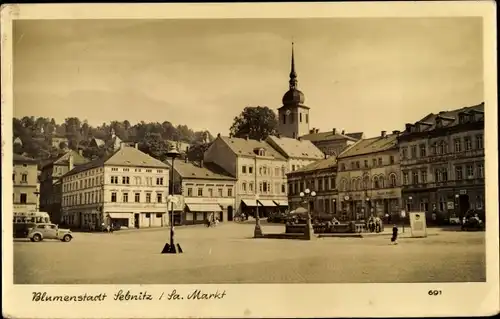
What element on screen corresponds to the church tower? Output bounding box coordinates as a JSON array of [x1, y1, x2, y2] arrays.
[[277, 42, 310, 139]]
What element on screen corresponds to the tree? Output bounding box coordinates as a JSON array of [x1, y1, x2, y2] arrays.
[[229, 106, 278, 140], [59, 141, 68, 150], [187, 142, 212, 162], [138, 133, 170, 161]]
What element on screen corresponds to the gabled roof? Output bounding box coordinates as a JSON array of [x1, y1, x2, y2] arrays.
[[54, 150, 89, 166], [300, 131, 362, 143], [167, 159, 236, 180], [13, 153, 37, 164], [266, 135, 324, 160], [219, 136, 286, 160], [338, 133, 398, 159], [91, 137, 106, 147], [63, 146, 168, 177], [403, 102, 484, 134], [289, 155, 337, 174]]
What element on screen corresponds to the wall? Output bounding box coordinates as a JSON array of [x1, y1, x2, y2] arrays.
[[278, 107, 310, 139], [203, 138, 237, 177], [13, 161, 39, 212]]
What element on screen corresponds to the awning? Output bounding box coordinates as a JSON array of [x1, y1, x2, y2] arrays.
[[258, 200, 277, 207], [107, 213, 131, 219], [273, 200, 289, 206], [242, 199, 258, 207], [186, 203, 222, 212]]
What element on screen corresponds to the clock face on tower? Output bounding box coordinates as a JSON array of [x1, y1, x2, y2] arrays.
[[285, 109, 291, 116]]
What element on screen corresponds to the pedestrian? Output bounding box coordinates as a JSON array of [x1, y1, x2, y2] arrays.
[[106, 224, 111, 233], [391, 224, 399, 245]]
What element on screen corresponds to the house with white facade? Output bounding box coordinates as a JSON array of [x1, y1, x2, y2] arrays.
[[61, 145, 170, 230]]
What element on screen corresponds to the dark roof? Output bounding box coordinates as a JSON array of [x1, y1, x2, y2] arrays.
[[402, 102, 484, 134], [300, 131, 362, 143], [63, 146, 168, 177], [289, 156, 337, 174], [13, 154, 37, 164], [166, 159, 236, 180], [219, 136, 286, 160], [43, 150, 89, 169], [338, 133, 398, 158]]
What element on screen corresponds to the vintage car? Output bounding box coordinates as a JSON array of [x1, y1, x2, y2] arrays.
[[27, 223, 73, 242]]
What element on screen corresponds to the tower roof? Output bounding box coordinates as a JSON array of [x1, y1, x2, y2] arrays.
[[282, 42, 306, 106]]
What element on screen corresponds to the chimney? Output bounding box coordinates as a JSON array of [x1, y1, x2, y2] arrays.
[[341, 130, 345, 135], [68, 154, 74, 171], [315, 128, 319, 133], [392, 130, 400, 135], [381, 130, 387, 138], [332, 128, 337, 135], [405, 123, 412, 132], [309, 129, 314, 134], [135, 143, 138, 149]]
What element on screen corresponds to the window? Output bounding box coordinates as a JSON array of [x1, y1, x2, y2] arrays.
[[12, 173, 15, 181], [389, 156, 395, 164], [442, 168, 448, 182], [364, 160, 368, 168], [455, 166, 463, 180], [305, 114, 309, 123], [378, 158, 382, 166], [318, 178, 323, 191], [330, 177, 336, 189], [249, 166, 253, 174], [275, 167, 280, 176], [431, 142, 437, 155], [421, 170, 427, 184], [157, 193, 162, 203], [476, 196, 483, 209], [111, 176, 118, 184], [454, 138, 461, 152], [419, 144, 426, 157], [300, 113, 303, 123], [373, 177, 379, 189], [20, 193, 27, 204], [156, 178, 164, 185], [218, 188, 223, 197], [477, 163, 484, 178], [390, 174, 397, 187], [187, 188, 193, 196], [145, 213, 151, 218], [242, 182, 247, 192], [146, 193, 151, 203], [21, 174, 27, 183], [135, 193, 140, 203], [466, 165, 474, 178], [356, 161, 360, 169], [111, 192, 117, 202], [412, 171, 419, 184], [341, 163, 346, 171], [403, 172, 409, 185], [401, 147, 408, 159], [249, 182, 254, 192], [111, 168, 118, 171], [281, 183, 286, 193], [156, 213, 162, 218], [410, 145, 417, 158], [465, 137, 472, 151], [122, 176, 130, 184], [123, 193, 129, 203], [242, 166, 247, 174], [198, 188, 203, 196], [208, 188, 213, 197], [372, 159, 377, 167], [227, 188, 233, 197], [438, 142, 446, 154], [476, 134, 483, 149]]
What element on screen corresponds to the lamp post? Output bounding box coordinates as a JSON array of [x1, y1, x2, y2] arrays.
[[254, 156, 263, 238], [299, 188, 316, 240], [332, 198, 336, 216], [365, 197, 371, 220], [408, 196, 413, 212], [455, 194, 460, 223], [161, 147, 183, 254]]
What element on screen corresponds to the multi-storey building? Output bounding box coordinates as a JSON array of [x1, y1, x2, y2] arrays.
[[204, 135, 288, 217], [168, 158, 236, 224], [286, 155, 338, 216], [398, 103, 485, 220], [336, 131, 402, 221], [61, 145, 170, 229], [300, 128, 364, 157], [39, 150, 89, 223], [13, 154, 40, 213]]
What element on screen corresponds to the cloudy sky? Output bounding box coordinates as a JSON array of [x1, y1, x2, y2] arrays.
[[13, 17, 483, 138]]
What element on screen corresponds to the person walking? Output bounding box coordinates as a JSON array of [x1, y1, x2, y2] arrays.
[[391, 224, 399, 245]]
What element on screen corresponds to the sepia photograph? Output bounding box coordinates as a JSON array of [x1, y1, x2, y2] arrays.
[[2, 2, 498, 318]]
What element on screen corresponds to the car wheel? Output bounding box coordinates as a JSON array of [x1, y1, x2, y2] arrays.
[[32, 234, 42, 242], [62, 235, 72, 242], [30, 238, 35, 242]]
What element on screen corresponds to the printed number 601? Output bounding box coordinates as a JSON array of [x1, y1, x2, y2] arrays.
[[428, 290, 442, 296]]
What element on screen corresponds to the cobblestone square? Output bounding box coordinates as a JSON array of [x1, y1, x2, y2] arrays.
[[13, 223, 486, 284]]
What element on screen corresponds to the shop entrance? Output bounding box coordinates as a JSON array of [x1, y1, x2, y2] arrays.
[[459, 194, 470, 217], [134, 213, 140, 228], [227, 206, 233, 221]]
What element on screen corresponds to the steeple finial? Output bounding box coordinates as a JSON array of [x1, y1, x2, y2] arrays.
[[289, 42, 298, 90]]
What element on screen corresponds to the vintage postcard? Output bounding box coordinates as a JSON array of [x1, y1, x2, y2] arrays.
[[1, 2, 498, 318]]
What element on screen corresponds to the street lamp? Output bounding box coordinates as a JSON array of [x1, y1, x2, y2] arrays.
[[254, 156, 263, 238], [332, 198, 336, 215], [299, 188, 316, 240], [161, 147, 183, 254], [408, 196, 413, 212]]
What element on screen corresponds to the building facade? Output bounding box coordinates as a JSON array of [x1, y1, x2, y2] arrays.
[[336, 131, 402, 221], [286, 156, 338, 217], [277, 43, 311, 139], [204, 135, 288, 218], [398, 103, 485, 220], [168, 158, 236, 224], [13, 154, 40, 213], [39, 150, 89, 223], [61, 145, 170, 229]]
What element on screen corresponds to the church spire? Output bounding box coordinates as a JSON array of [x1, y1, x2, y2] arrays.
[[289, 42, 298, 90]]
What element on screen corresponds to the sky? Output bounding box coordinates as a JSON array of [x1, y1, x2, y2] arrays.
[[13, 18, 483, 138]]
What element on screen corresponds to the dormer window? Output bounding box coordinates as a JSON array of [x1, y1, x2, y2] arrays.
[[253, 147, 266, 156], [435, 117, 442, 128]]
